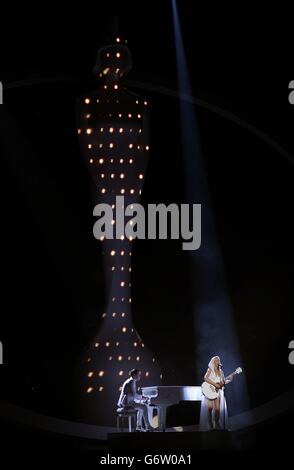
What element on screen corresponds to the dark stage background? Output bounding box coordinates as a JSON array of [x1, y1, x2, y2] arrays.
[[0, 2, 293, 447]]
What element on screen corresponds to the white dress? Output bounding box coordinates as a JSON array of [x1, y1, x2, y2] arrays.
[[200, 367, 229, 430]]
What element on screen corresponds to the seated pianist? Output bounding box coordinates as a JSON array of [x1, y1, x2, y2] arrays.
[[117, 368, 152, 432]]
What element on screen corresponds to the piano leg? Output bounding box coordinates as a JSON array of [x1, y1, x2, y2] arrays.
[[159, 406, 167, 432], [147, 405, 162, 431]]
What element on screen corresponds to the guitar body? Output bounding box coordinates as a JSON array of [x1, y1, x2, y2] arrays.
[[201, 382, 219, 400]]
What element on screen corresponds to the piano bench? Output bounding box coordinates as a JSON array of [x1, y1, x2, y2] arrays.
[[116, 408, 137, 433]]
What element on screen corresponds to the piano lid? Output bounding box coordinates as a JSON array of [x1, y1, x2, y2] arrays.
[[142, 385, 202, 401]]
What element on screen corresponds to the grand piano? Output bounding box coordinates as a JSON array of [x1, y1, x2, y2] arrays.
[[142, 386, 202, 431]]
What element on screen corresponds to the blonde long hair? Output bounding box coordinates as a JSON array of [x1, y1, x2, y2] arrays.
[[208, 356, 221, 376]]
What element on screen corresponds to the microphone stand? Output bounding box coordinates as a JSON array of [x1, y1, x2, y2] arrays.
[[220, 366, 226, 430], [223, 384, 226, 430]]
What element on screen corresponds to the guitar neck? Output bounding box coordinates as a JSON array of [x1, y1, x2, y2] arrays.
[[224, 370, 237, 380]]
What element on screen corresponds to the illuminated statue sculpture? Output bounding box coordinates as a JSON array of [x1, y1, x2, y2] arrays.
[[76, 37, 161, 425]]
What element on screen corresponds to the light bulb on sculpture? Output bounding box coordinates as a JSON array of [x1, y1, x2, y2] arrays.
[[76, 37, 162, 425]]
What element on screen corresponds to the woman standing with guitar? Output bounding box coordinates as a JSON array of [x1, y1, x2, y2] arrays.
[[200, 356, 240, 430]]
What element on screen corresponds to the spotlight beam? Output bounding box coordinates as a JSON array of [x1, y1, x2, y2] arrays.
[[172, 0, 250, 418]]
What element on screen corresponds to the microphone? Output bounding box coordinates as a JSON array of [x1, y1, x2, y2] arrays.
[[218, 363, 223, 368]]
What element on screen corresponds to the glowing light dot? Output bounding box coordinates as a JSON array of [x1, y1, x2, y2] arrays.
[[138, 114, 141, 118], [106, 341, 110, 347], [135, 100, 139, 104], [129, 236, 133, 241], [139, 174, 143, 179], [109, 143, 114, 148], [95, 342, 99, 348], [146, 145, 149, 151], [87, 357, 91, 362], [99, 387, 104, 392], [120, 158, 124, 163], [99, 144, 103, 148], [114, 84, 118, 90], [110, 173, 115, 179], [119, 128, 123, 133], [142, 343, 145, 348], [110, 250, 115, 256], [111, 267, 115, 271], [118, 113, 122, 118], [86, 114, 91, 118], [120, 173, 125, 179], [86, 128, 92, 134], [129, 159, 133, 164], [152, 358, 155, 362], [87, 387, 93, 393], [99, 158, 104, 164], [128, 113, 132, 118], [88, 372, 94, 377], [85, 98, 90, 104], [116, 52, 121, 58], [77, 128, 81, 134], [122, 312, 126, 317], [108, 356, 112, 361], [101, 173, 105, 178], [100, 236, 105, 241], [98, 371, 104, 377], [89, 158, 93, 164], [134, 342, 137, 347], [116, 37, 120, 43], [120, 189, 125, 194], [88, 144, 92, 149], [118, 356, 123, 361], [146, 372, 149, 377], [112, 312, 116, 317], [116, 342, 120, 346], [129, 144, 133, 149], [101, 188, 106, 194], [120, 236, 124, 240], [136, 357, 140, 361], [102, 313, 107, 318], [144, 101, 148, 106], [104, 85, 107, 89], [130, 189, 135, 194], [119, 371, 124, 376], [109, 127, 114, 133], [120, 281, 125, 287]]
